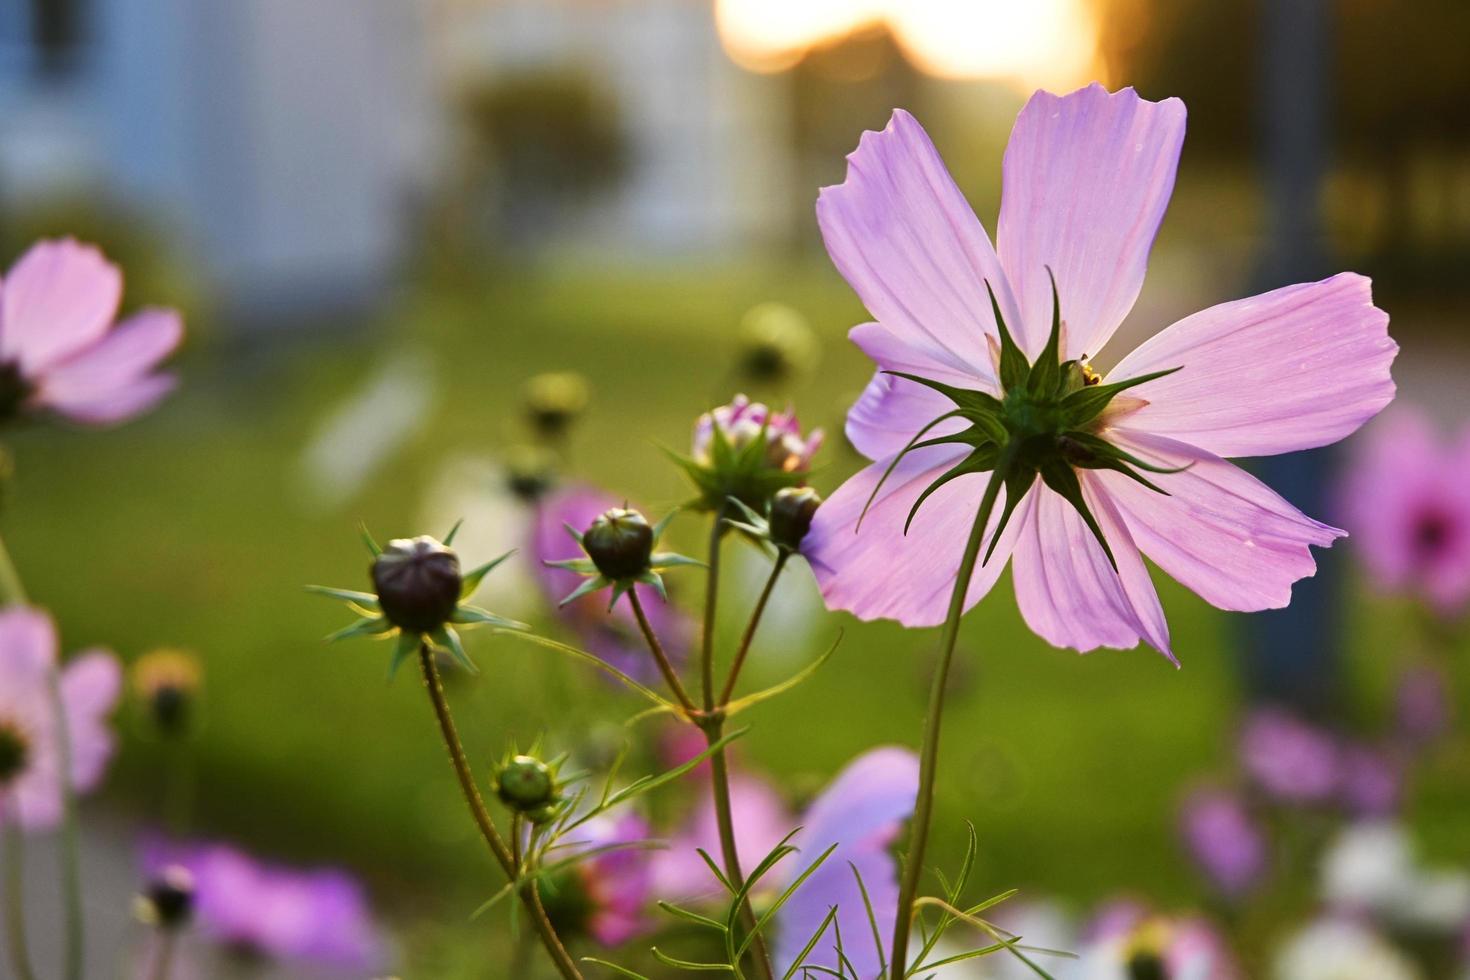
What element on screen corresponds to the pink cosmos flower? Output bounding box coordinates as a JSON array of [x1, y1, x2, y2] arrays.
[[1079, 901, 1239, 980], [530, 483, 693, 683], [805, 85, 1395, 660], [571, 812, 658, 946], [1238, 708, 1339, 805], [1338, 407, 1470, 616], [653, 747, 918, 978], [0, 238, 183, 426], [692, 395, 823, 475], [1179, 788, 1267, 899], [141, 837, 384, 971], [0, 607, 121, 831], [1394, 663, 1451, 746]]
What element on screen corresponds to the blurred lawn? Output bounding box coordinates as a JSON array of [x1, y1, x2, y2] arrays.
[[6, 257, 1461, 971]]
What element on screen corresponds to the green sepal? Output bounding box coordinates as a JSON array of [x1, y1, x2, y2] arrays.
[[1026, 268, 1064, 398], [904, 450, 997, 535], [387, 630, 420, 680], [443, 518, 464, 546], [544, 556, 598, 575], [461, 549, 517, 597], [1062, 430, 1191, 477], [635, 571, 667, 603], [883, 371, 1003, 416], [451, 605, 529, 631], [651, 508, 680, 542], [982, 466, 1039, 565], [1058, 365, 1182, 427], [430, 625, 476, 673], [985, 280, 1030, 392], [305, 585, 381, 609], [1039, 460, 1116, 571], [650, 552, 704, 570], [359, 524, 382, 556], [325, 615, 392, 643], [562, 522, 584, 544], [558, 575, 609, 607], [856, 409, 968, 531], [607, 580, 631, 612]]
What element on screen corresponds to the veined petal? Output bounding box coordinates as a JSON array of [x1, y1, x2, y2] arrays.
[[0, 239, 123, 375], [1011, 475, 1173, 660], [1101, 430, 1344, 612], [1106, 273, 1396, 457], [845, 369, 963, 463], [817, 109, 1019, 380], [997, 84, 1186, 359], [805, 449, 1032, 628]]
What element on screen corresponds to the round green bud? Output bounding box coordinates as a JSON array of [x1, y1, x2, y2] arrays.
[[582, 508, 654, 580], [138, 866, 195, 930], [769, 486, 822, 551], [371, 536, 462, 634], [0, 722, 29, 787], [495, 755, 557, 812]]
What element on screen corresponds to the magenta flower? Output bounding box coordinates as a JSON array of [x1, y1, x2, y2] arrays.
[[142, 838, 384, 971], [652, 748, 918, 977], [1179, 788, 1267, 898], [0, 238, 183, 426], [1238, 708, 1339, 805], [0, 607, 121, 831], [530, 483, 693, 683], [804, 85, 1395, 659], [570, 812, 658, 946], [1339, 407, 1470, 616]]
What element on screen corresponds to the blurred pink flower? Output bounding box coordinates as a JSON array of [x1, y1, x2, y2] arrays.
[[1339, 407, 1470, 615], [530, 483, 692, 683], [1338, 745, 1402, 818], [652, 747, 918, 978], [1395, 662, 1451, 746], [1238, 708, 1339, 805], [1179, 788, 1267, 898], [0, 607, 120, 831], [1082, 901, 1239, 980], [805, 85, 1395, 659], [572, 812, 657, 946], [0, 238, 183, 426], [142, 838, 383, 971], [692, 395, 823, 474]]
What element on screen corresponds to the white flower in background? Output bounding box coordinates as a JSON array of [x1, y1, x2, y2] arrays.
[[1322, 821, 1470, 933], [1272, 917, 1419, 980], [296, 347, 437, 510], [924, 900, 1082, 979]]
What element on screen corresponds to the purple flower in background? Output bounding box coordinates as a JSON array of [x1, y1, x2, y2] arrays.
[[0, 607, 121, 831], [142, 838, 383, 971], [1339, 407, 1470, 615], [805, 85, 1395, 659], [530, 483, 692, 683], [1395, 663, 1451, 746], [0, 238, 183, 426], [1238, 708, 1339, 805], [1338, 745, 1402, 818], [1179, 788, 1267, 898], [572, 812, 657, 946], [692, 395, 823, 475], [653, 748, 918, 978]]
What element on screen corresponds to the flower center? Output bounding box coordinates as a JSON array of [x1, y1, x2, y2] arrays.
[[0, 719, 31, 786], [1412, 510, 1452, 559], [0, 361, 32, 425]]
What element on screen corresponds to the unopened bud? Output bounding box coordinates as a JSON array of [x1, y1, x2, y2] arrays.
[[504, 445, 558, 503], [582, 509, 653, 580], [136, 865, 194, 930], [372, 537, 462, 633], [769, 486, 821, 550], [494, 755, 558, 813], [523, 372, 589, 440], [131, 649, 202, 737]]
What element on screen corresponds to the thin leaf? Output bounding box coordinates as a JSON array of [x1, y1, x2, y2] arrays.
[[725, 631, 841, 716], [651, 948, 736, 972], [582, 957, 655, 979], [849, 862, 887, 978], [782, 906, 839, 980], [359, 524, 381, 556], [658, 901, 729, 932], [497, 631, 676, 712], [738, 843, 840, 957]]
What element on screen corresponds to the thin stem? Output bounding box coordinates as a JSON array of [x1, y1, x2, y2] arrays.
[[627, 590, 697, 715], [719, 552, 789, 706], [415, 642, 583, 980], [698, 508, 775, 980], [3, 800, 38, 980], [149, 928, 177, 980], [0, 529, 83, 980], [887, 498, 992, 979]]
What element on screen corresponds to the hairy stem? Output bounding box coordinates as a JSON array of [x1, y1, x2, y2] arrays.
[[3, 803, 38, 980], [415, 642, 582, 980], [888, 496, 991, 978], [627, 590, 697, 715], [719, 552, 789, 705]]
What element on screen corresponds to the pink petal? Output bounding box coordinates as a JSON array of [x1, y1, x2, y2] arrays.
[[0, 239, 123, 375], [1107, 273, 1396, 457], [817, 109, 1019, 382], [0, 606, 58, 676], [845, 369, 961, 463], [651, 774, 792, 901], [997, 84, 1186, 359], [35, 308, 183, 425], [806, 448, 1034, 628], [1101, 429, 1343, 612], [60, 649, 122, 792], [1010, 476, 1173, 660]]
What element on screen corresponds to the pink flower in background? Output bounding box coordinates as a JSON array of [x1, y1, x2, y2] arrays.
[[805, 85, 1395, 660], [1337, 745, 1402, 818], [0, 238, 183, 426], [0, 607, 121, 831], [1339, 407, 1470, 616], [530, 483, 693, 683], [1080, 901, 1239, 980], [1394, 663, 1451, 746], [1238, 708, 1339, 805], [572, 812, 658, 946], [1179, 788, 1267, 898], [653, 747, 918, 978], [142, 838, 384, 971]]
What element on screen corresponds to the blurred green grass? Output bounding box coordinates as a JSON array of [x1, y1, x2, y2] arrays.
[[5, 258, 1455, 970]]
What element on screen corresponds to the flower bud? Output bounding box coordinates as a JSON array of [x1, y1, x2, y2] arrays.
[[0, 721, 29, 787], [131, 649, 202, 737], [504, 445, 558, 503], [494, 755, 558, 812], [523, 372, 590, 440], [136, 865, 194, 930], [736, 303, 818, 386], [371, 536, 462, 633], [768, 486, 821, 551], [582, 508, 653, 580]]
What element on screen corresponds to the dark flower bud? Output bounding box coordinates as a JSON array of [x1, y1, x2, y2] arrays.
[[1126, 951, 1166, 980], [136, 865, 194, 930], [371, 536, 462, 633], [0, 722, 29, 787], [768, 486, 821, 550], [494, 755, 558, 812], [504, 445, 558, 503], [582, 508, 653, 580], [131, 649, 202, 738], [523, 372, 589, 440]]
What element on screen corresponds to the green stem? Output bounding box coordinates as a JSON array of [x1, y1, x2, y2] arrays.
[[415, 642, 582, 980], [627, 590, 697, 715], [149, 928, 176, 980], [888, 494, 993, 978], [699, 509, 775, 980], [4, 801, 38, 980], [719, 553, 789, 705], [0, 529, 84, 980]]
